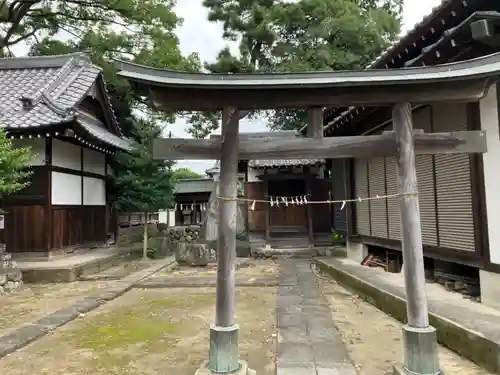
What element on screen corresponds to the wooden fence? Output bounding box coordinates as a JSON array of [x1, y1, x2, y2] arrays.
[[118, 212, 159, 227]]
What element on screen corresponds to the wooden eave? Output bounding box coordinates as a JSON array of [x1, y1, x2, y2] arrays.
[[323, 9, 500, 135], [321, 0, 477, 127], [116, 53, 500, 111]]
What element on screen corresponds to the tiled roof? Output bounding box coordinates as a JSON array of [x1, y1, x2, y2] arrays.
[[319, 0, 468, 131], [0, 53, 130, 150], [77, 111, 134, 151], [365, 0, 457, 69]]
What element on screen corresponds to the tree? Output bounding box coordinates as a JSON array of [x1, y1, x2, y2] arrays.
[[112, 119, 175, 259], [0, 129, 34, 196], [0, 0, 201, 140], [0, 1, 202, 253], [172, 167, 202, 180], [186, 0, 403, 136]]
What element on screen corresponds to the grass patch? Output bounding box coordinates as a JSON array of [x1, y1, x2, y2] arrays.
[[78, 309, 179, 351], [68, 295, 215, 354]]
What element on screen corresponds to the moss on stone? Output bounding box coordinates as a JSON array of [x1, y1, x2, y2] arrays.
[[77, 311, 179, 351]]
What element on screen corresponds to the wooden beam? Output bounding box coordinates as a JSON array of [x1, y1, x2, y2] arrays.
[[215, 107, 239, 328], [393, 102, 429, 328], [264, 169, 270, 245], [305, 166, 314, 247], [393, 102, 442, 372], [210, 131, 296, 140], [307, 107, 323, 138], [306, 106, 322, 246], [149, 78, 492, 110], [153, 131, 487, 160]]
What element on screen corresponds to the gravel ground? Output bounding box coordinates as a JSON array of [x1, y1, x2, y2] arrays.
[[319, 278, 492, 375]]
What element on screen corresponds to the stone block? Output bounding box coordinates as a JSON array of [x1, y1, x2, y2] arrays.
[[195, 360, 256, 375], [175, 242, 211, 266], [345, 240, 367, 263], [392, 364, 443, 375], [0, 324, 49, 358], [277, 342, 315, 363], [480, 269, 500, 310], [396, 325, 442, 375], [208, 324, 240, 373], [0, 263, 23, 294], [312, 342, 351, 364], [316, 363, 358, 375], [276, 362, 316, 375], [236, 240, 251, 257]]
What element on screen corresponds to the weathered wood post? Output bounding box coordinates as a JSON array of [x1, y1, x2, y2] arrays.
[[306, 107, 323, 247], [205, 107, 243, 374], [392, 102, 442, 375]]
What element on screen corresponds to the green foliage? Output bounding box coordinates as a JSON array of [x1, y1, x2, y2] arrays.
[[172, 167, 202, 180], [331, 230, 345, 244], [186, 0, 403, 135], [0, 1, 206, 212], [112, 119, 175, 213], [0, 0, 201, 139], [0, 129, 34, 195]]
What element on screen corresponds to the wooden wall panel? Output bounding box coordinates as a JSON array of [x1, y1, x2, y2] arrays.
[[245, 182, 266, 231], [52, 206, 106, 249], [2, 205, 46, 252], [83, 206, 107, 244], [311, 179, 331, 232], [52, 208, 82, 249], [270, 205, 307, 228]]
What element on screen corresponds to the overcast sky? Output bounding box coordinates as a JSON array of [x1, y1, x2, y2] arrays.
[[172, 0, 442, 173]]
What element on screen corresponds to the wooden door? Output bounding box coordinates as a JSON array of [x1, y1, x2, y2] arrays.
[[245, 182, 266, 231], [270, 204, 307, 230]]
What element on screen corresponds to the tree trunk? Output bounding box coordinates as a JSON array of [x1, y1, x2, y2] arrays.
[[143, 212, 149, 259]]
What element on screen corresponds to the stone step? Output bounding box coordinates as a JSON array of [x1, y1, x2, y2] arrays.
[[251, 246, 345, 259]]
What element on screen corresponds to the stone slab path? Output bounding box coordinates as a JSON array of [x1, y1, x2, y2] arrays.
[[277, 259, 356, 375], [134, 275, 278, 288]]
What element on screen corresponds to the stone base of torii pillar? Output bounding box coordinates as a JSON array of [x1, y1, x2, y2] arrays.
[[195, 361, 256, 375]]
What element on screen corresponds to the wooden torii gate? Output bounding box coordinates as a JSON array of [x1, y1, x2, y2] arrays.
[[116, 52, 500, 375]]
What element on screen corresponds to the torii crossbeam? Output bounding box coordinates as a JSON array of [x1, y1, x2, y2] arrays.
[[115, 52, 500, 375]]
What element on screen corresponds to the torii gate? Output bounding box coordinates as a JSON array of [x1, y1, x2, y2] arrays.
[[115, 52, 499, 375]]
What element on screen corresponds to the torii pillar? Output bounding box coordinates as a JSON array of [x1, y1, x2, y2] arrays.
[[196, 107, 255, 375], [392, 102, 442, 375]]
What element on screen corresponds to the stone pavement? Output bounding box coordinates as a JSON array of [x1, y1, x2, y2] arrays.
[[134, 275, 278, 288], [277, 259, 356, 375]]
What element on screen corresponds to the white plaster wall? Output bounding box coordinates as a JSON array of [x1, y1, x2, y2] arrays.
[[52, 139, 81, 170], [83, 147, 106, 175], [11, 138, 45, 165], [480, 84, 500, 264], [51, 171, 82, 205], [83, 177, 106, 206], [247, 166, 261, 182], [158, 210, 176, 226]]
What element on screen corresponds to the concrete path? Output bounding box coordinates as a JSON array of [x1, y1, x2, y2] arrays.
[[277, 259, 356, 375]]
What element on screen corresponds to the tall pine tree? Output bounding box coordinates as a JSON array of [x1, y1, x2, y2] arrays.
[[112, 120, 175, 259], [186, 0, 403, 137]]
